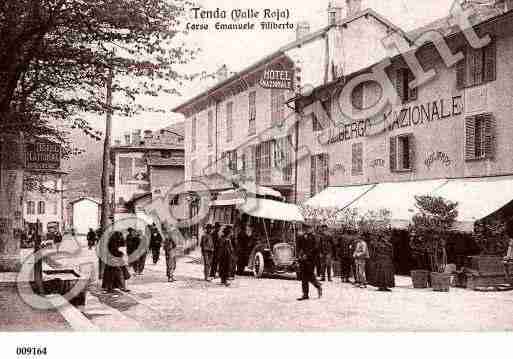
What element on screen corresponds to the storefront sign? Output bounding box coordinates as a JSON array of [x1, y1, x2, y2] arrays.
[[424, 151, 452, 170], [25, 139, 61, 170], [259, 68, 294, 90]]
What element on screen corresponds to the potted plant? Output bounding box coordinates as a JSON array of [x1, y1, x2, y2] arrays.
[[410, 195, 458, 291]]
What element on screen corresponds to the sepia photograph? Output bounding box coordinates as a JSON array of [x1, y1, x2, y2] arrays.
[[1, 0, 513, 356]]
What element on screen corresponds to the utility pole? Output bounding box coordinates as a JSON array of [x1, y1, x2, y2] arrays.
[[99, 64, 113, 279]]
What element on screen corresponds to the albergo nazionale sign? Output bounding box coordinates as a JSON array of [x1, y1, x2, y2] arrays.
[[25, 139, 61, 170]]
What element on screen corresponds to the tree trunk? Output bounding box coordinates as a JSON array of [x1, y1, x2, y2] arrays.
[[0, 133, 24, 272]]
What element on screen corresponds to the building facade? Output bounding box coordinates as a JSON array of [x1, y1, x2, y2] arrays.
[[69, 197, 101, 235]]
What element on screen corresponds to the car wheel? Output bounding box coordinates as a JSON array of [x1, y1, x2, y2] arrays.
[[253, 252, 265, 278]]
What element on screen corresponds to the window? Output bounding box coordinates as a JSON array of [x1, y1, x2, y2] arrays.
[[226, 102, 233, 142], [465, 114, 495, 161], [351, 143, 364, 175], [226, 150, 237, 172], [457, 40, 496, 89], [396, 68, 417, 104], [27, 201, 35, 215], [256, 140, 272, 183], [208, 110, 213, 148], [191, 117, 197, 152], [273, 136, 293, 181], [312, 113, 323, 132], [119, 156, 148, 184], [310, 153, 329, 196], [248, 91, 256, 135], [37, 201, 45, 215], [169, 195, 179, 206], [390, 134, 414, 172], [271, 89, 285, 127]]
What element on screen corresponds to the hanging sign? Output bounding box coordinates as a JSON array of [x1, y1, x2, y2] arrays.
[[259, 67, 294, 90]]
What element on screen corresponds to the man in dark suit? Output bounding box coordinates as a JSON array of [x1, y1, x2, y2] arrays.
[[297, 224, 322, 300], [319, 224, 335, 281]]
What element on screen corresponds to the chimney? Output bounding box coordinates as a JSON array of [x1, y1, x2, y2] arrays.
[[295, 21, 310, 40], [132, 129, 141, 145], [346, 0, 362, 17], [328, 1, 344, 26], [124, 131, 131, 145], [217, 64, 229, 82]]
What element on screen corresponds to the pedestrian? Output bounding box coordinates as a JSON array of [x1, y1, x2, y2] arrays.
[[373, 236, 395, 291], [313, 226, 322, 278], [87, 228, 97, 250], [338, 231, 353, 283], [134, 229, 148, 275], [162, 224, 177, 282], [210, 222, 222, 278], [200, 224, 214, 281], [237, 223, 255, 275], [102, 231, 130, 293], [126, 227, 140, 274], [149, 223, 163, 264], [218, 225, 234, 287], [230, 228, 239, 279], [53, 230, 63, 252], [319, 224, 335, 281], [297, 224, 322, 300], [353, 234, 370, 288]]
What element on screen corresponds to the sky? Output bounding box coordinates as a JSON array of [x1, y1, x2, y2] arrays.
[[87, 0, 457, 141]]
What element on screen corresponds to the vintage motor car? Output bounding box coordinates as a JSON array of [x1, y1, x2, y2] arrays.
[[207, 186, 304, 278]]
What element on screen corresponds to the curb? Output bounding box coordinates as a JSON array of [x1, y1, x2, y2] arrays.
[[46, 294, 98, 331]]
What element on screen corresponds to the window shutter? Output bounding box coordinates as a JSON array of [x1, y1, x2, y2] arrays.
[[456, 49, 466, 89], [396, 69, 405, 103], [465, 116, 476, 161], [408, 71, 418, 101], [310, 155, 317, 196], [390, 136, 397, 172], [484, 114, 495, 159], [474, 47, 484, 85], [484, 40, 496, 83], [408, 133, 415, 171]]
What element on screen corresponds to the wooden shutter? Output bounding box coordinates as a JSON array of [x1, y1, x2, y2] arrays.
[[408, 70, 418, 101], [484, 40, 496, 83], [407, 133, 415, 171], [465, 116, 476, 161], [396, 69, 405, 104], [310, 155, 317, 196], [483, 114, 495, 159], [352, 143, 363, 175], [390, 136, 397, 172], [473, 47, 484, 85], [456, 48, 467, 89]]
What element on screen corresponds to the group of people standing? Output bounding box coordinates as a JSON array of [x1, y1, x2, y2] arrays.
[[100, 222, 179, 294], [200, 223, 238, 286], [297, 224, 396, 300]]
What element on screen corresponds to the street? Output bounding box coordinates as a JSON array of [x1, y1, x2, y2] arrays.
[[29, 236, 513, 331]]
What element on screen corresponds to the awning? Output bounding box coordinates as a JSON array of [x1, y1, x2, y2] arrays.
[[238, 198, 304, 222], [211, 184, 283, 206], [305, 184, 374, 208], [346, 179, 447, 228], [432, 176, 513, 231]]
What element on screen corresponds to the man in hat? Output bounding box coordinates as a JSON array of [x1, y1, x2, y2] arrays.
[[200, 224, 215, 281], [210, 222, 222, 278], [319, 224, 335, 281], [296, 224, 322, 300]]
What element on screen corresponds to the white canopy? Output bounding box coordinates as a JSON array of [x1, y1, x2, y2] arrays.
[[432, 176, 513, 231], [345, 179, 447, 228], [304, 184, 374, 208], [238, 198, 304, 223]]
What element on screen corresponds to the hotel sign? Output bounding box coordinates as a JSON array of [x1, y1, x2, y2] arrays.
[[259, 67, 294, 90], [25, 139, 61, 170]]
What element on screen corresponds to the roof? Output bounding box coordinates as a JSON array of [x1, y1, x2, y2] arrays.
[[172, 8, 410, 115], [110, 144, 184, 152], [161, 122, 185, 138], [147, 157, 184, 167], [69, 197, 102, 205]]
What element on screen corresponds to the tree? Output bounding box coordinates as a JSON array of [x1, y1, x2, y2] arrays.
[[410, 195, 458, 273], [0, 0, 199, 270]]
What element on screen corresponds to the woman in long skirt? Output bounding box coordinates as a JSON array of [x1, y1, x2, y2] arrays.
[[373, 237, 395, 291], [102, 231, 130, 293]]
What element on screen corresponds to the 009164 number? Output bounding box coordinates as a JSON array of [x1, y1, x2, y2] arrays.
[[16, 347, 47, 356]]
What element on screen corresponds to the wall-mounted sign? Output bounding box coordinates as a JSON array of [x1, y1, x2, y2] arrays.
[[25, 139, 61, 170], [424, 151, 452, 170], [259, 68, 294, 90]]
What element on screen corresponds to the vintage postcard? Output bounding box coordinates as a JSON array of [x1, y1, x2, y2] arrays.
[[1, 0, 513, 356]]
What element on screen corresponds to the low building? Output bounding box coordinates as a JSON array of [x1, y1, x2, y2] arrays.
[[68, 197, 101, 235]]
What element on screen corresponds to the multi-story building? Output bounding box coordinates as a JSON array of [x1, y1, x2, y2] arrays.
[[173, 0, 408, 205], [110, 124, 185, 223]]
